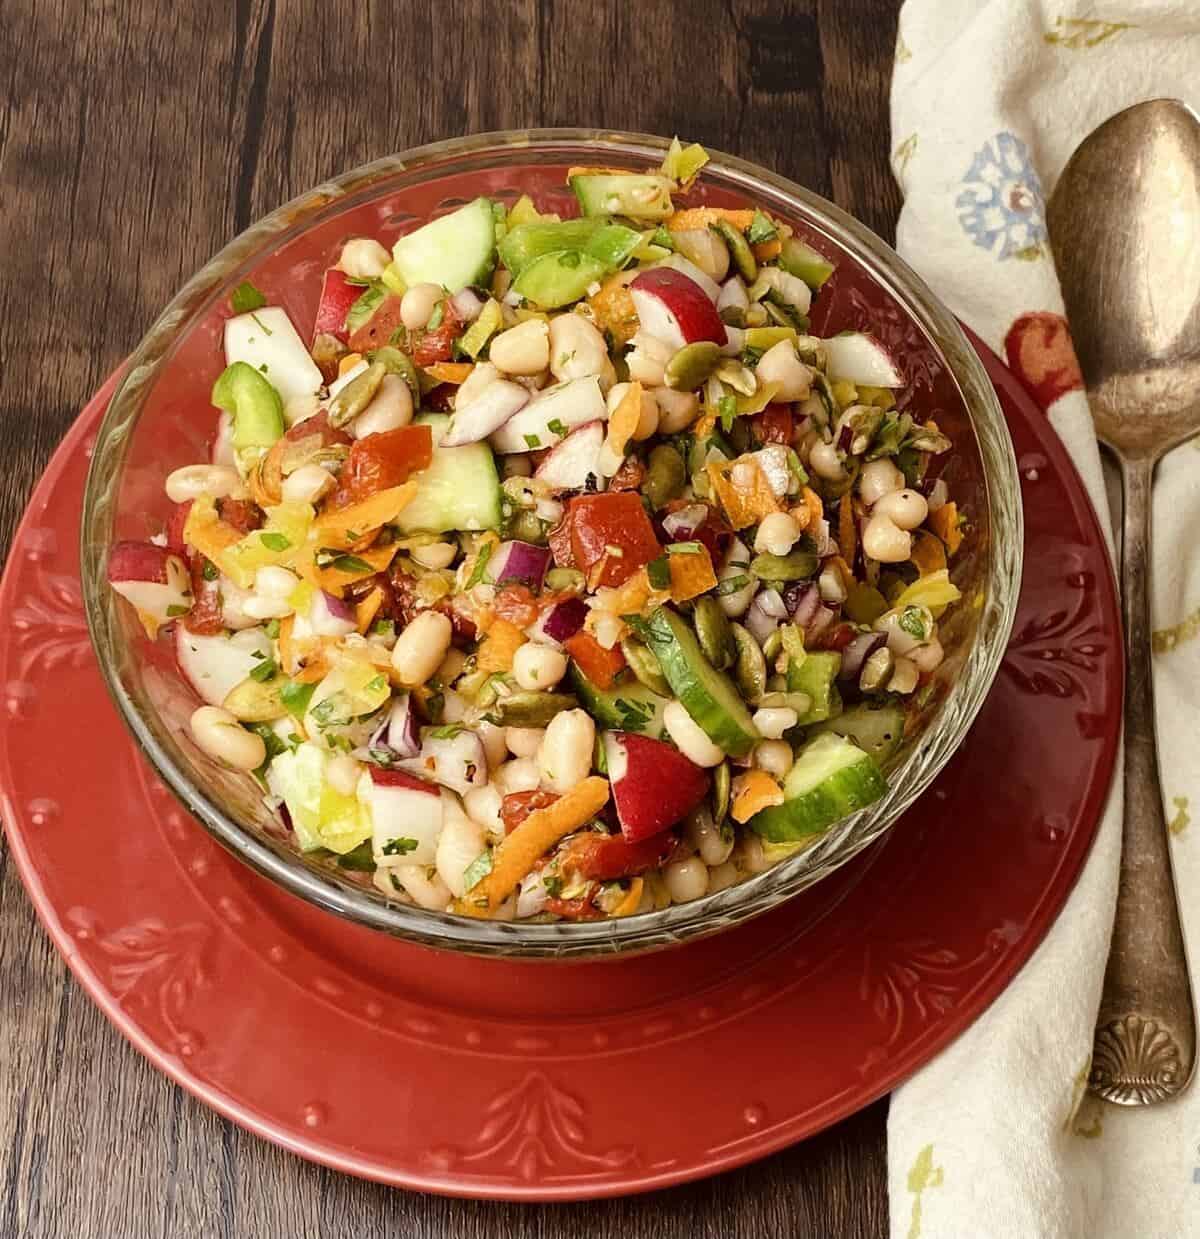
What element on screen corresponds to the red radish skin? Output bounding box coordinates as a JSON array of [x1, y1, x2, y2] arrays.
[[107, 541, 176, 584], [313, 269, 363, 344], [630, 269, 727, 348], [604, 731, 710, 842], [369, 767, 440, 794]]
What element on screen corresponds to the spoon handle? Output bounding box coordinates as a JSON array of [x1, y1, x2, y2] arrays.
[[1090, 455, 1196, 1104]]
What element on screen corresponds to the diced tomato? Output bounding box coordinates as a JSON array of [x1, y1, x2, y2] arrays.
[[500, 789, 560, 835], [286, 408, 353, 449], [559, 829, 678, 881], [330, 425, 433, 508], [547, 513, 576, 568], [608, 455, 646, 492], [346, 293, 406, 354], [568, 492, 660, 588], [410, 301, 463, 367], [216, 497, 264, 534], [313, 269, 362, 345], [813, 621, 857, 652], [493, 584, 540, 629], [564, 630, 626, 691], [750, 402, 793, 446], [424, 384, 457, 412], [167, 501, 193, 555], [545, 889, 604, 921], [183, 556, 225, 635]]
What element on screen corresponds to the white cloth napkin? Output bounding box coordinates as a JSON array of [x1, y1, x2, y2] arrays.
[[888, 4, 1200, 1236]]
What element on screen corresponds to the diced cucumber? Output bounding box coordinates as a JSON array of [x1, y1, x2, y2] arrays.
[[569, 665, 668, 738], [814, 701, 906, 764], [395, 414, 501, 533], [778, 238, 836, 290], [786, 650, 843, 724], [390, 197, 496, 293], [498, 219, 641, 276], [639, 607, 759, 757], [513, 251, 608, 309], [570, 173, 675, 220], [223, 306, 323, 405], [749, 732, 886, 841]]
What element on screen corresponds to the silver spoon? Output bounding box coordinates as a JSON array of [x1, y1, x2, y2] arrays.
[[1046, 98, 1199, 1104]]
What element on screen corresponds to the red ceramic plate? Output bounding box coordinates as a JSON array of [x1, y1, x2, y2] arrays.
[[1, 345, 1119, 1200]]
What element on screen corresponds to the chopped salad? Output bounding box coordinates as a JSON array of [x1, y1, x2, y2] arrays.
[[108, 139, 964, 922]]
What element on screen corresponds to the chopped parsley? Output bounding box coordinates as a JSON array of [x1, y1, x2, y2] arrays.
[[717, 572, 751, 596], [381, 836, 419, 857], [543, 874, 564, 898], [344, 282, 387, 334], [524, 433, 541, 450], [746, 210, 778, 245], [613, 697, 652, 732], [462, 848, 494, 892], [370, 618, 395, 638], [649, 225, 674, 251], [336, 841, 377, 871], [899, 606, 929, 641], [201, 559, 219, 581], [427, 723, 465, 740], [718, 393, 737, 433], [166, 604, 189, 617], [426, 300, 445, 331], [466, 540, 495, 589], [280, 679, 316, 719], [264, 618, 281, 639], [740, 344, 764, 368], [249, 657, 278, 683], [547, 417, 567, 437], [230, 281, 267, 314], [259, 532, 291, 552], [646, 555, 671, 591], [249, 311, 274, 336], [315, 547, 373, 574], [363, 673, 388, 694], [667, 541, 703, 555]]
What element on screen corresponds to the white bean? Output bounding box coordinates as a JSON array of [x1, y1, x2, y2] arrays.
[[189, 706, 266, 771], [808, 441, 846, 482], [476, 721, 508, 770], [752, 707, 798, 739], [165, 464, 246, 505], [664, 856, 709, 903], [626, 332, 673, 387], [400, 282, 443, 331], [663, 701, 725, 768], [493, 757, 542, 795], [435, 800, 486, 898], [389, 864, 452, 911], [548, 313, 608, 382], [242, 595, 293, 620], [859, 458, 905, 506], [818, 562, 847, 605], [738, 832, 772, 875], [685, 805, 734, 866], [862, 514, 912, 564], [909, 635, 945, 674], [338, 237, 391, 280], [718, 537, 757, 619], [504, 726, 545, 759], [512, 642, 567, 691], [707, 860, 740, 893], [537, 709, 595, 794], [390, 610, 453, 687], [873, 488, 929, 531], [464, 783, 505, 838], [652, 386, 700, 433], [454, 361, 501, 409], [411, 541, 457, 570], [754, 512, 801, 557], [889, 656, 920, 695], [352, 374, 414, 437], [325, 752, 361, 797], [489, 318, 550, 375], [281, 463, 335, 505], [254, 565, 299, 600], [754, 340, 812, 401], [606, 382, 660, 440], [753, 739, 793, 778]]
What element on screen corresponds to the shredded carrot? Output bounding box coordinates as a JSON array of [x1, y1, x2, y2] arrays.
[[476, 617, 526, 673], [460, 777, 611, 913], [708, 458, 781, 529], [338, 353, 364, 375], [293, 656, 331, 685], [752, 237, 783, 261], [929, 502, 963, 556], [910, 529, 948, 577], [315, 483, 417, 546], [793, 485, 823, 532], [313, 541, 399, 595], [667, 207, 755, 233], [355, 586, 385, 633], [613, 878, 645, 918], [587, 271, 639, 346], [668, 544, 717, 602], [182, 497, 253, 586], [838, 495, 858, 567], [606, 380, 643, 457], [278, 614, 296, 674], [731, 770, 785, 823], [423, 361, 473, 385]]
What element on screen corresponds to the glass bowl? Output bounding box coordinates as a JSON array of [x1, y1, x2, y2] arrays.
[[81, 129, 1022, 958]]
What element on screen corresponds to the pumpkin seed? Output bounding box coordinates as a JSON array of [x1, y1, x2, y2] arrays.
[[761, 629, 783, 662], [710, 219, 757, 282], [328, 360, 386, 427], [222, 674, 288, 722], [643, 443, 686, 509], [731, 622, 767, 702], [712, 760, 731, 823], [693, 596, 736, 670], [664, 341, 722, 391], [859, 647, 894, 694], [493, 690, 579, 727], [368, 345, 421, 398], [750, 550, 819, 582], [620, 636, 671, 696], [545, 567, 585, 593], [714, 358, 756, 395]]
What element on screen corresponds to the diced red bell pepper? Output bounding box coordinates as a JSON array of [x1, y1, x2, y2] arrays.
[[564, 630, 626, 691], [568, 492, 661, 588], [313, 269, 363, 345], [559, 829, 678, 881], [286, 408, 353, 450], [813, 621, 857, 652], [184, 556, 225, 635], [500, 789, 561, 835], [547, 513, 576, 568], [346, 294, 407, 354], [410, 301, 463, 367], [750, 402, 794, 446], [545, 888, 605, 921], [330, 425, 433, 508], [215, 497, 264, 534]]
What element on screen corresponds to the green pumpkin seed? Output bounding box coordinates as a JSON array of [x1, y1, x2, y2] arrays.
[[714, 359, 756, 396], [494, 691, 579, 727], [858, 647, 894, 694], [843, 582, 888, 625], [222, 675, 288, 722], [693, 596, 736, 670], [710, 219, 757, 282], [731, 622, 767, 702], [761, 629, 783, 662], [643, 443, 686, 509], [505, 508, 547, 545], [328, 360, 386, 427], [620, 636, 671, 696], [664, 341, 722, 391], [711, 760, 731, 823], [767, 673, 788, 693], [367, 345, 421, 398], [750, 550, 819, 582], [545, 567, 585, 593]]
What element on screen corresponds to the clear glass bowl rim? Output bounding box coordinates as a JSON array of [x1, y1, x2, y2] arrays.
[[80, 127, 1023, 958]]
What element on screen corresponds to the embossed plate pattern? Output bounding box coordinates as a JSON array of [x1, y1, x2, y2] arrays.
[[0, 344, 1120, 1199]]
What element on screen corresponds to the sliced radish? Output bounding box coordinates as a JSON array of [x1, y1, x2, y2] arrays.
[[630, 268, 726, 349], [175, 626, 271, 706], [366, 767, 443, 866], [313, 269, 361, 344], [440, 379, 529, 447], [534, 420, 605, 492], [603, 731, 709, 842], [653, 254, 722, 302], [108, 543, 191, 629], [822, 332, 904, 388], [489, 376, 606, 454], [210, 412, 236, 467], [223, 306, 324, 404]]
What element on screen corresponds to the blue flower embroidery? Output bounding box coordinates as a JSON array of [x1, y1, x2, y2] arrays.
[[956, 132, 1047, 260]]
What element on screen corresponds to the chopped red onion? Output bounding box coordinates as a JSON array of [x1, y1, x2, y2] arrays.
[[310, 589, 358, 637], [836, 423, 853, 453], [450, 287, 484, 322], [839, 632, 886, 680], [662, 504, 708, 541], [532, 595, 588, 646], [491, 540, 551, 590], [386, 694, 421, 758], [746, 587, 787, 644], [783, 580, 821, 626]]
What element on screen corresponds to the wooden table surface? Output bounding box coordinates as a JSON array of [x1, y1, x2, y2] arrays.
[[1, 2, 903, 1234]]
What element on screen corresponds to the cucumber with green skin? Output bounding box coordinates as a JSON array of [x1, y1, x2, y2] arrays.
[[390, 197, 496, 293], [570, 173, 675, 220], [813, 701, 906, 764], [637, 607, 760, 757], [498, 219, 642, 277], [394, 414, 501, 534], [749, 732, 886, 841], [786, 651, 843, 724], [569, 666, 669, 738], [513, 251, 609, 309], [777, 237, 836, 290]]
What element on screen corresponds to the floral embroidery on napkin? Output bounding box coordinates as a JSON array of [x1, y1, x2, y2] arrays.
[[1043, 17, 1135, 50], [1169, 797, 1190, 838], [905, 1144, 944, 1239], [956, 132, 1047, 261], [1003, 311, 1084, 411]]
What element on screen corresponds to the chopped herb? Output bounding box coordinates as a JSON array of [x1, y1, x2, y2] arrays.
[[546, 418, 567, 437], [427, 723, 464, 740], [316, 550, 373, 574], [718, 394, 737, 433], [258, 363, 269, 373], [264, 618, 281, 639], [370, 618, 396, 638], [614, 698, 652, 731], [899, 606, 929, 640], [344, 282, 387, 334], [166, 604, 189, 617], [650, 225, 674, 251], [424, 690, 445, 724], [740, 345, 764, 368], [280, 680, 316, 719], [555, 352, 576, 371], [646, 555, 671, 590], [382, 836, 419, 857], [717, 572, 751, 596], [249, 311, 274, 336], [230, 281, 267, 314], [466, 540, 494, 589], [462, 848, 494, 892], [249, 657, 278, 683], [366, 747, 397, 767], [336, 841, 377, 871], [201, 559, 219, 581], [248, 721, 288, 766], [543, 875, 564, 898], [667, 541, 703, 555], [363, 673, 388, 694], [309, 697, 340, 725], [746, 210, 778, 245], [260, 532, 291, 552], [524, 433, 541, 450], [426, 300, 445, 331], [785, 447, 809, 487]]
